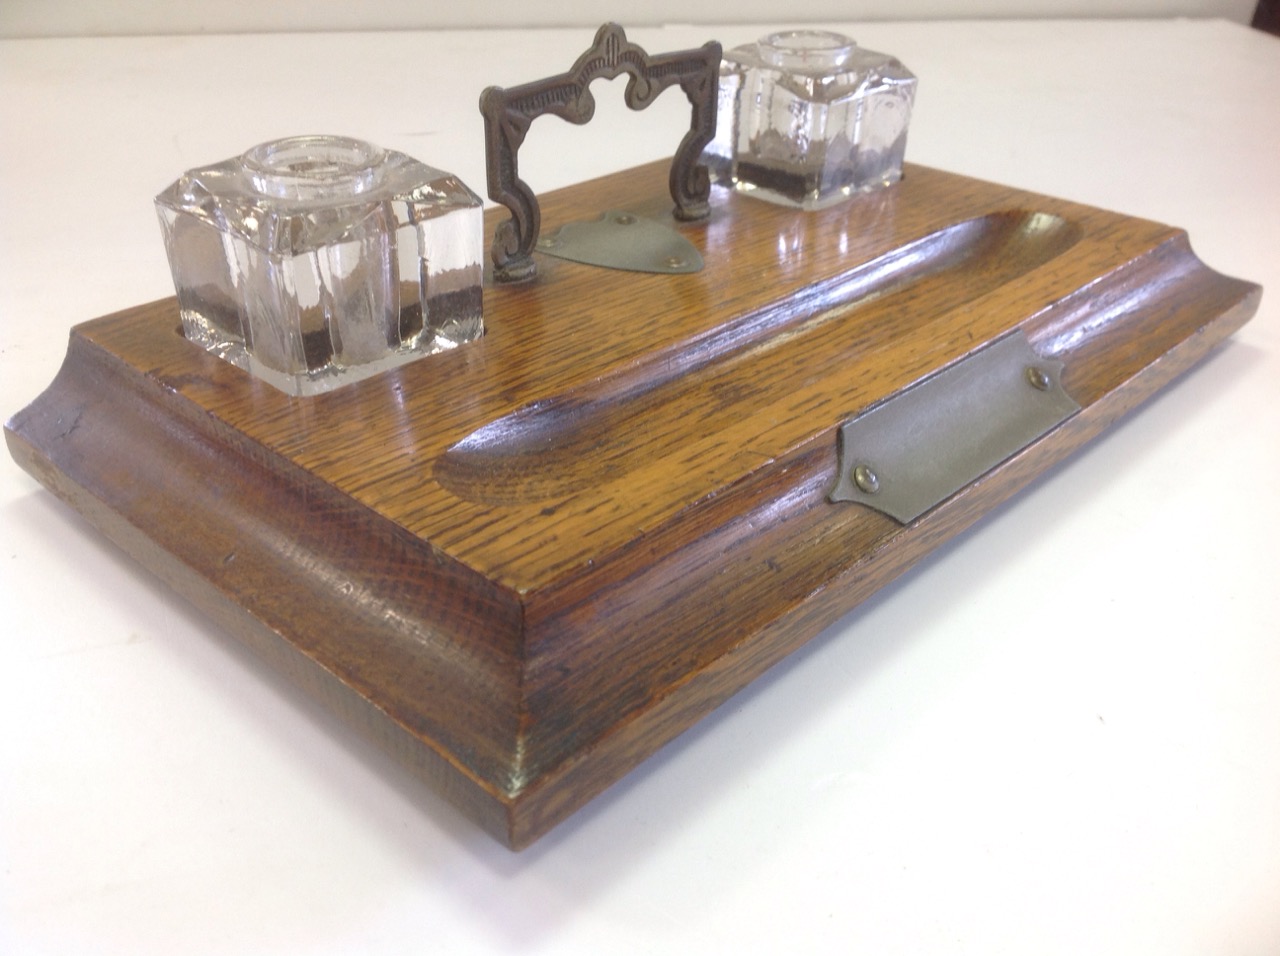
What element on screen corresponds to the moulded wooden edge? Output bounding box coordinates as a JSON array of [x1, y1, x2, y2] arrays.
[[5, 215, 1260, 851], [505, 264, 1261, 847], [5, 334, 529, 844]]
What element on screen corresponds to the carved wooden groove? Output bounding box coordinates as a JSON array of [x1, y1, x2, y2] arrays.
[[6, 161, 1260, 848], [479, 23, 721, 282]]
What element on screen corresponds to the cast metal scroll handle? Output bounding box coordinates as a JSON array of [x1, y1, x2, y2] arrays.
[[479, 22, 722, 283]]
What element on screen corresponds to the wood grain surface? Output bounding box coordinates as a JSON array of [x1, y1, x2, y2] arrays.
[[6, 160, 1260, 847]]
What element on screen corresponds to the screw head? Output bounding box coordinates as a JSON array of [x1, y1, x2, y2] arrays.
[[614, 213, 637, 225], [1025, 366, 1052, 391], [853, 463, 880, 495]]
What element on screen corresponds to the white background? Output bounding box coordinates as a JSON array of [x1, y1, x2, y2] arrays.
[[0, 0, 1260, 36], [2, 16, 1278, 956]]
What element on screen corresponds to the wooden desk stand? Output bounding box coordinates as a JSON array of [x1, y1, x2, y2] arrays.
[[5, 161, 1259, 848]]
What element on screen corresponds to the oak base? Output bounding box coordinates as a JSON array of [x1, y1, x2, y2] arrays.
[[6, 162, 1260, 848]]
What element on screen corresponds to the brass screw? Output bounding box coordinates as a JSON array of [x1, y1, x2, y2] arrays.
[[853, 464, 880, 495], [1025, 366, 1052, 391]]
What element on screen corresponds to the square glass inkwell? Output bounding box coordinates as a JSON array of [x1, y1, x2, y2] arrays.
[[155, 134, 483, 395]]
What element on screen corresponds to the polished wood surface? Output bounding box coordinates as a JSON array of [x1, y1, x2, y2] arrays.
[[5, 160, 1259, 847]]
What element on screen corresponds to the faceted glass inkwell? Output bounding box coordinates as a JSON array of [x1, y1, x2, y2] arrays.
[[155, 135, 484, 396], [706, 30, 917, 210]]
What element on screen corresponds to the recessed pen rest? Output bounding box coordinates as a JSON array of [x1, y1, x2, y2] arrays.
[[437, 210, 1080, 505]]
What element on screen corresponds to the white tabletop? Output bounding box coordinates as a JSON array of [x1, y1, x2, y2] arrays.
[[2, 20, 1278, 955]]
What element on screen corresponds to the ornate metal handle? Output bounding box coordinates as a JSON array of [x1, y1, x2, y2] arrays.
[[479, 23, 722, 283]]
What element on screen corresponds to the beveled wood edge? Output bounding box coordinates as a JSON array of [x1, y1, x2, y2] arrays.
[[5, 335, 529, 845], [504, 270, 1260, 848], [506, 229, 1261, 768], [4, 198, 1260, 851]]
